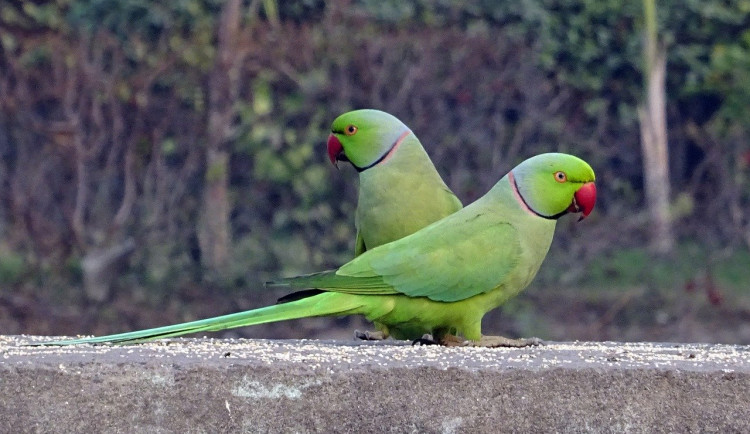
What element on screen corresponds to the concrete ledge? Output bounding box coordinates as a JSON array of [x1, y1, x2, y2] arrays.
[[3, 336, 750, 433]]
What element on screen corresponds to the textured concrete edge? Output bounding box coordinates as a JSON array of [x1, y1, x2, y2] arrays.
[[5, 336, 750, 373], [2, 337, 750, 433]]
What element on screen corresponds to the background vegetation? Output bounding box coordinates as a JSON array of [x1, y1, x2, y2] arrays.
[[1, 0, 749, 343]]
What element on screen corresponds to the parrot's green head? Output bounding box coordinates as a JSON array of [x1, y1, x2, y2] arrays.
[[327, 109, 411, 171], [510, 153, 597, 220]]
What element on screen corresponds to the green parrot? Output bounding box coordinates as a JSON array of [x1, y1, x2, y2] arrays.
[[328, 109, 463, 340], [40, 153, 595, 347], [327, 109, 463, 257]]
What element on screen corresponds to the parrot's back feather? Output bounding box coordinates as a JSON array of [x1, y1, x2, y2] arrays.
[[266, 270, 394, 293]]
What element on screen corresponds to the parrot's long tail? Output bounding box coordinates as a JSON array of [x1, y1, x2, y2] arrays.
[[35, 292, 363, 346]]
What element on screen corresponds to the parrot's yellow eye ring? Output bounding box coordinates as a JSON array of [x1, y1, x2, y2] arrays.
[[554, 171, 567, 183], [345, 125, 358, 136]]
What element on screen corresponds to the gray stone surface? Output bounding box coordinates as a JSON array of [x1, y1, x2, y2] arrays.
[[2, 335, 750, 433]]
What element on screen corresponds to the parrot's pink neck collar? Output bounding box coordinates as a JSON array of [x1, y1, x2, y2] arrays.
[[509, 171, 538, 217], [509, 171, 561, 220], [355, 130, 411, 172]]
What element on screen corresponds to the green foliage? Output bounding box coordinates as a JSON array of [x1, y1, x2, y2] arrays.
[[580, 243, 750, 294], [66, 0, 223, 39], [0, 251, 26, 285], [205, 158, 227, 182], [706, 30, 750, 123], [538, 0, 642, 95]]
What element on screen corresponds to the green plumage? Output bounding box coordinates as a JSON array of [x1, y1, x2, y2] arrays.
[[41, 152, 595, 346], [329, 109, 463, 256]]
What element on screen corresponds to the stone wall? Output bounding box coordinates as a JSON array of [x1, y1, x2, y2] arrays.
[[2, 337, 749, 433]]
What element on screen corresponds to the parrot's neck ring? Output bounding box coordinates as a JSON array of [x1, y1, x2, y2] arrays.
[[354, 130, 411, 172], [509, 171, 567, 220]]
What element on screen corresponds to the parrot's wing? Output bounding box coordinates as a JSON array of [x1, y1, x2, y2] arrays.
[[270, 210, 521, 303], [345, 211, 521, 302]]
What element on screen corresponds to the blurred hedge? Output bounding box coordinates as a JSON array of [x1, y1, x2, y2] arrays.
[[0, 0, 748, 301]]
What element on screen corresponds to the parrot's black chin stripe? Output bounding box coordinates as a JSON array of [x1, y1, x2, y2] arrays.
[[509, 171, 568, 220], [353, 130, 412, 173]]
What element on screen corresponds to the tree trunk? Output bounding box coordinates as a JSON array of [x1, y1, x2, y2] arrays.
[[197, 0, 243, 272], [639, 0, 674, 255], [198, 148, 231, 271]]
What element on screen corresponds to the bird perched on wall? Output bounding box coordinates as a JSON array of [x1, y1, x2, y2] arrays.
[[326, 109, 463, 340], [40, 153, 595, 347]]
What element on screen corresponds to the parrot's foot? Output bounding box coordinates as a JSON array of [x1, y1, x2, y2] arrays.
[[412, 334, 468, 347], [354, 330, 387, 341], [412, 334, 439, 346], [470, 335, 544, 348], [438, 334, 467, 347]]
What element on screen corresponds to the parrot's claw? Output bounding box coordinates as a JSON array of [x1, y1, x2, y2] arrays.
[[412, 334, 439, 346], [354, 330, 387, 341], [438, 334, 468, 347], [471, 335, 545, 348], [412, 334, 469, 347]]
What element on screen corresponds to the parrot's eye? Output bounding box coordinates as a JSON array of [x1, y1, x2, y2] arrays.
[[345, 125, 358, 136], [554, 171, 567, 183]]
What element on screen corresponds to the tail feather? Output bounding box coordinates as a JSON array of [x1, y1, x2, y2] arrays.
[[264, 270, 337, 289], [36, 292, 364, 346]]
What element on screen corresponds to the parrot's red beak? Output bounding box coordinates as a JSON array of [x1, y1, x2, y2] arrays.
[[327, 134, 346, 168], [568, 182, 596, 221]]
